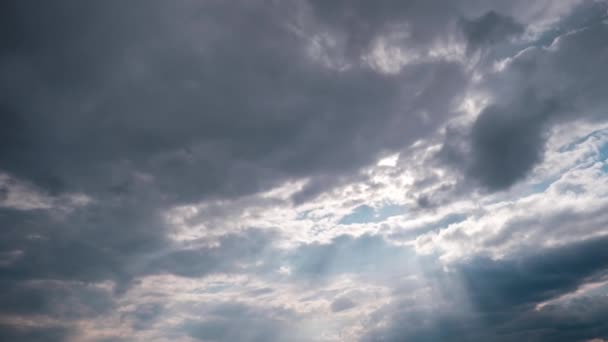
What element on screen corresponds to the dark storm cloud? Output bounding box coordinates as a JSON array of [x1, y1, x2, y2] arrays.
[[0, 184, 8, 201], [0, 204, 163, 334], [364, 235, 608, 342], [459, 235, 608, 312], [0, 0, 467, 205], [441, 9, 608, 190], [0, 204, 278, 286], [0, 324, 71, 342], [0, 279, 114, 319], [493, 297, 608, 342], [0, 204, 167, 287], [467, 99, 555, 190], [0, 201, 279, 340], [460, 11, 524, 51], [365, 299, 608, 342]]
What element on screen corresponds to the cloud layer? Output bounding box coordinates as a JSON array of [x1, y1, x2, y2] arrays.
[[1, 1, 608, 341]]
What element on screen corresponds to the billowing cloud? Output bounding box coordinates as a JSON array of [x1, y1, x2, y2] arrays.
[[442, 8, 608, 190]]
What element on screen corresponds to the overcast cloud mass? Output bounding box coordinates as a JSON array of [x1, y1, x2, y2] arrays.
[[1, 1, 608, 341]]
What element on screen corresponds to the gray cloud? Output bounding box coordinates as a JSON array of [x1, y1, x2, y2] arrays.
[[364, 235, 608, 342], [0, 201, 282, 342], [467, 99, 555, 190], [123, 303, 164, 331], [460, 11, 524, 51], [440, 8, 608, 190], [182, 302, 304, 342], [459, 236, 608, 312], [0, 324, 71, 342], [0, 204, 167, 286], [0, 280, 114, 319], [331, 296, 357, 312], [0, 0, 467, 206], [147, 229, 277, 278], [365, 298, 608, 342]]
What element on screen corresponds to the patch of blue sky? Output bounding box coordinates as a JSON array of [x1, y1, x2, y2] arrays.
[[600, 143, 608, 173], [339, 203, 405, 225], [530, 178, 557, 194], [598, 142, 608, 160], [296, 209, 313, 220], [592, 140, 608, 174]]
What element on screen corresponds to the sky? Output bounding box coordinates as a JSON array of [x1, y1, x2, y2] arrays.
[[1, 1, 608, 341]]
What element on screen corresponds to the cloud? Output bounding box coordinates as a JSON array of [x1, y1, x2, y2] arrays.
[[458, 236, 608, 312], [182, 302, 305, 342], [146, 228, 277, 278], [0, 280, 114, 319], [1, 1, 608, 341], [123, 303, 164, 331], [330, 296, 357, 312], [0, 324, 71, 342], [0, 0, 469, 206], [363, 236, 608, 342], [441, 12, 608, 190], [467, 99, 555, 190], [460, 11, 524, 52]]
